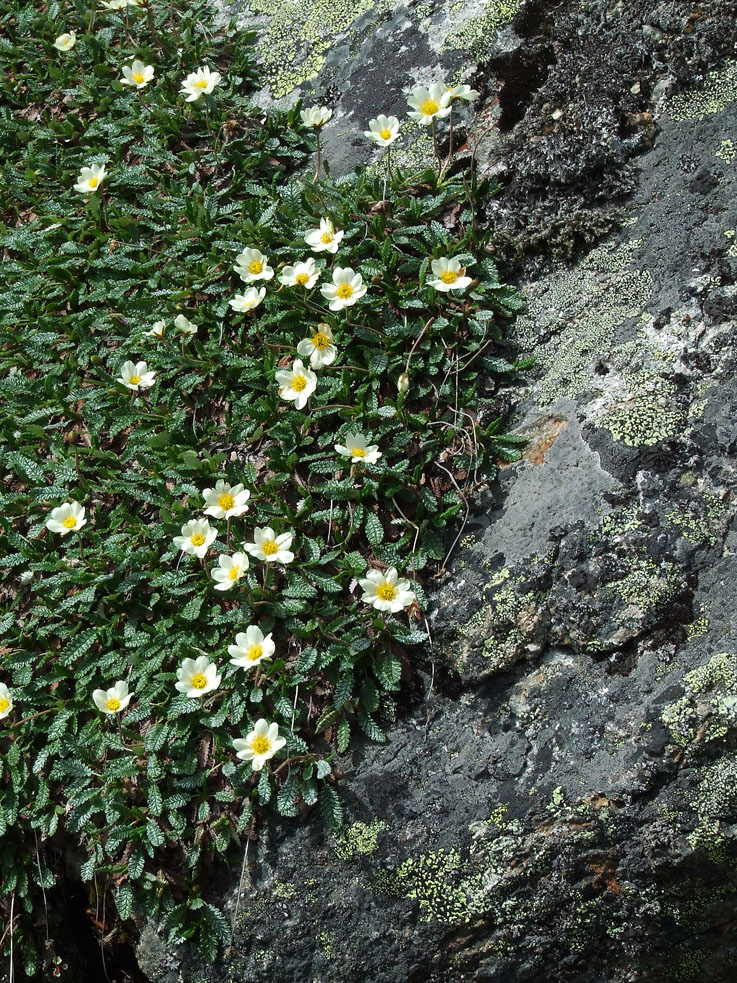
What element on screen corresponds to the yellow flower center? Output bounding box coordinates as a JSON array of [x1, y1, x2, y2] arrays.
[[247, 644, 263, 662], [320, 231, 333, 243], [312, 332, 329, 349], [251, 735, 271, 754], [261, 540, 278, 556], [218, 492, 235, 511], [0, 698, 9, 713], [295, 272, 310, 286], [440, 270, 459, 284], [351, 446, 366, 458], [88, 177, 99, 188], [228, 565, 241, 581], [190, 532, 206, 547], [421, 99, 439, 115], [377, 582, 397, 601], [133, 72, 145, 84], [190, 673, 208, 689], [106, 697, 121, 712], [336, 283, 354, 299], [128, 374, 141, 385], [291, 375, 307, 392], [249, 260, 263, 275], [63, 515, 77, 529], [194, 79, 208, 89], [379, 128, 392, 140]]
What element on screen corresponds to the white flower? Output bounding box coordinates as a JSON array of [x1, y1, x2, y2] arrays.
[[233, 719, 286, 771], [173, 518, 217, 558], [275, 359, 317, 410], [117, 360, 156, 390], [175, 656, 221, 699], [229, 287, 266, 313], [46, 501, 86, 536], [202, 479, 250, 519], [121, 60, 154, 89], [180, 65, 221, 102], [146, 320, 166, 338], [427, 256, 474, 293], [74, 163, 106, 194], [228, 626, 275, 668], [358, 567, 416, 613], [406, 83, 452, 125], [234, 247, 274, 284], [92, 680, 133, 715], [334, 432, 381, 464], [211, 551, 249, 590], [304, 218, 344, 254], [296, 323, 336, 369], [447, 83, 480, 102], [174, 313, 198, 337], [102, 0, 142, 8], [320, 266, 367, 312], [278, 258, 320, 290], [54, 32, 76, 52], [0, 683, 13, 721], [397, 372, 410, 393], [300, 106, 332, 127], [244, 526, 295, 564], [364, 114, 401, 147]]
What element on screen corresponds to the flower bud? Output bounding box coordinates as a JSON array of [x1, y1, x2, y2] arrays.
[[397, 372, 410, 393]]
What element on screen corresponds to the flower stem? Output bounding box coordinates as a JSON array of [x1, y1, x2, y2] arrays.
[[312, 129, 322, 184], [432, 118, 442, 176]]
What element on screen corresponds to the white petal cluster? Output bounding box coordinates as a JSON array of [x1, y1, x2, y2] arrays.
[[234, 247, 274, 284], [364, 114, 400, 147], [300, 106, 332, 128], [211, 552, 249, 590], [202, 479, 250, 519], [173, 518, 217, 558], [406, 83, 452, 124], [146, 320, 166, 338], [245, 527, 294, 564], [175, 656, 221, 698], [427, 257, 473, 293], [54, 32, 76, 52], [358, 567, 416, 613], [117, 360, 156, 390], [228, 626, 275, 668], [92, 680, 133, 714], [121, 60, 155, 89], [229, 286, 266, 313], [46, 501, 86, 536], [233, 719, 286, 771], [0, 683, 13, 721], [275, 359, 317, 409], [180, 65, 221, 102], [296, 323, 336, 369], [320, 267, 367, 311], [174, 313, 198, 337], [447, 83, 480, 102], [335, 432, 381, 464], [304, 218, 344, 254], [74, 163, 106, 194], [278, 258, 320, 290]]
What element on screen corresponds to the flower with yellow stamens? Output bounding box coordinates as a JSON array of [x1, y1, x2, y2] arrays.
[[304, 217, 344, 254], [234, 247, 274, 284], [229, 286, 266, 313], [278, 258, 320, 290], [211, 552, 249, 590], [117, 360, 156, 391], [0, 683, 13, 721], [244, 526, 294, 564], [320, 266, 367, 312], [228, 626, 275, 668], [173, 518, 217, 558], [233, 719, 286, 770], [334, 432, 381, 464], [74, 163, 107, 194], [358, 567, 416, 613], [54, 32, 76, 52], [46, 501, 86, 536], [364, 114, 401, 147], [406, 82, 452, 125], [175, 656, 221, 698], [121, 59, 154, 89], [427, 256, 474, 293], [180, 65, 221, 102], [296, 323, 336, 369], [92, 680, 133, 715], [275, 358, 317, 410], [202, 479, 250, 519]]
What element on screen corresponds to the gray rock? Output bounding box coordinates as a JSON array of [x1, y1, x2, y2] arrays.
[[137, 0, 737, 980]]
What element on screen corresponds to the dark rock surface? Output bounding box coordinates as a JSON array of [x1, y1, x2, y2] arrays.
[[138, 1, 737, 980]]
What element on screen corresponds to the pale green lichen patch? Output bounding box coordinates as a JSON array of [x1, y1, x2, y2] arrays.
[[605, 552, 682, 617], [597, 376, 684, 447], [443, 0, 522, 58], [665, 494, 728, 547], [661, 652, 737, 747], [334, 819, 388, 860], [724, 229, 737, 258], [686, 754, 737, 863], [715, 138, 736, 163], [665, 61, 737, 121]]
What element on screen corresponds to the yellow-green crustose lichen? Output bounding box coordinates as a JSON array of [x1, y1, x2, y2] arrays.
[[661, 652, 737, 747], [686, 754, 737, 863], [665, 61, 737, 122], [334, 819, 387, 860], [724, 229, 737, 257], [715, 139, 736, 163], [665, 493, 728, 547], [443, 0, 522, 58]]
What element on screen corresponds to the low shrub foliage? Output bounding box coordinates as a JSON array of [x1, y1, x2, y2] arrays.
[[0, 0, 524, 971]]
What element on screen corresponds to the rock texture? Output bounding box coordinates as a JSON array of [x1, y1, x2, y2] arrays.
[[139, 1, 737, 980]]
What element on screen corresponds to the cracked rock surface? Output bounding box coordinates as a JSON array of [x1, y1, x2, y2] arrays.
[[138, 1, 737, 980]]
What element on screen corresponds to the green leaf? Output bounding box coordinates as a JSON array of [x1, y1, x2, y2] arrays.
[[364, 511, 384, 546]]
